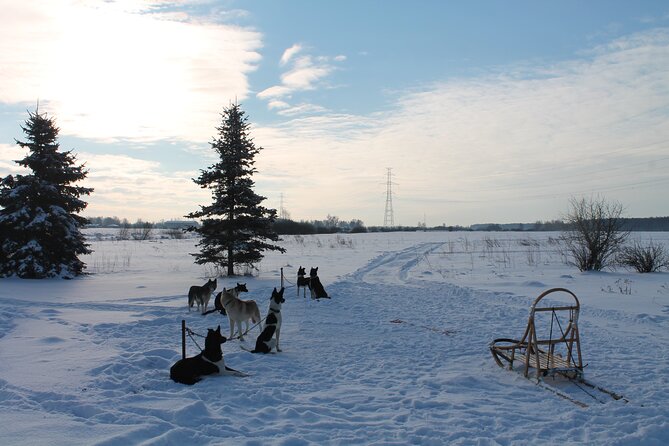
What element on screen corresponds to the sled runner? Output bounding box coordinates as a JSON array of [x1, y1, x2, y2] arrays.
[[489, 288, 583, 380]]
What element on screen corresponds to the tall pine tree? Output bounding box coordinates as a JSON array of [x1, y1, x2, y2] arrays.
[[186, 103, 284, 276], [0, 108, 93, 278]]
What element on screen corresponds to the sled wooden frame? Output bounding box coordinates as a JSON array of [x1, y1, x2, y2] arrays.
[[489, 288, 583, 381]]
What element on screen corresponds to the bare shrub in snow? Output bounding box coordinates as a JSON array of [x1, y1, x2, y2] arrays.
[[560, 196, 629, 271], [618, 240, 669, 273], [165, 228, 185, 239]]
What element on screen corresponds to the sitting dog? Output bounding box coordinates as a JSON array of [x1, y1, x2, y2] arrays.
[[170, 325, 246, 385], [308, 267, 330, 299], [249, 287, 285, 353], [204, 283, 248, 316], [296, 266, 310, 298], [188, 278, 217, 314], [251, 312, 278, 353], [218, 283, 261, 340]]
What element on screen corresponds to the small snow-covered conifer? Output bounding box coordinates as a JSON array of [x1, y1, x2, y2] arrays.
[[0, 108, 93, 278]]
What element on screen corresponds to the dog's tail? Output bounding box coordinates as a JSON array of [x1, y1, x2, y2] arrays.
[[239, 344, 259, 354], [202, 308, 218, 315], [224, 366, 249, 376], [253, 308, 263, 330]]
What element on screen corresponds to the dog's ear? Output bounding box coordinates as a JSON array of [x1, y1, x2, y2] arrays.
[[216, 325, 221, 332]]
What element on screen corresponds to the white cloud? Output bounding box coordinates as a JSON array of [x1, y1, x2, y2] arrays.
[[281, 56, 333, 90], [257, 47, 345, 107], [254, 29, 669, 225], [257, 85, 292, 100], [280, 44, 303, 66], [0, 144, 28, 176], [276, 103, 328, 116], [81, 153, 208, 220], [267, 100, 290, 109], [0, 0, 262, 143]]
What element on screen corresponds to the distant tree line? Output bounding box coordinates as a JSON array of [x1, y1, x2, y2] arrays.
[[471, 217, 669, 232], [85, 215, 669, 235], [273, 216, 367, 235], [86, 216, 198, 229]]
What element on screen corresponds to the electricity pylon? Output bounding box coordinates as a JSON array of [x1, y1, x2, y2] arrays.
[[384, 168, 396, 227]]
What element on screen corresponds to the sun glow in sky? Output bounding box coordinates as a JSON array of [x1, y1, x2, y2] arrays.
[[1, 0, 668, 226]]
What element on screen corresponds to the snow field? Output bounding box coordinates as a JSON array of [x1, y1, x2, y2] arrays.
[[1, 231, 668, 444]]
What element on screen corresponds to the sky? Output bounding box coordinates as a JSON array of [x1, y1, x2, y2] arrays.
[[1, 0, 668, 227]]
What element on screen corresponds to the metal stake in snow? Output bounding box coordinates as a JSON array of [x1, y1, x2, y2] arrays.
[[181, 320, 186, 359]]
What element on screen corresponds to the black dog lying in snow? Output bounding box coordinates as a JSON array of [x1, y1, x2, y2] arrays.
[[170, 325, 246, 385]]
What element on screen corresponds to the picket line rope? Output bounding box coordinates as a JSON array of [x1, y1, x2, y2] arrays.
[[184, 315, 270, 353]]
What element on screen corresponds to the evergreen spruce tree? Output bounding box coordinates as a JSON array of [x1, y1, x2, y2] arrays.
[[186, 103, 285, 276], [0, 108, 93, 278]]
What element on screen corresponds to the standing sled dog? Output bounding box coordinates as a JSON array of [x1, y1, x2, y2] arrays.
[[296, 266, 310, 298], [203, 283, 248, 316], [217, 283, 262, 340], [170, 325, 247, 385], [188, 278, 217, 314]]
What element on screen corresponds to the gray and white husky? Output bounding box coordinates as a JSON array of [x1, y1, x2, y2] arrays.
[[188, 278, 217, 314], [204, 283, 248, 316], [218, 283, 261, 340]]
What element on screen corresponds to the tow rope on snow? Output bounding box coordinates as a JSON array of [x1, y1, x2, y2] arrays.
[[390, 319, 456, 336]]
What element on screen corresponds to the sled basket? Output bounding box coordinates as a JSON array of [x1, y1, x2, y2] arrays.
[[489, 288, 583, 381]]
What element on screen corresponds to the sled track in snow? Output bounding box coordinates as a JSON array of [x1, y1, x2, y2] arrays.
[[349, 242, 446, 284]]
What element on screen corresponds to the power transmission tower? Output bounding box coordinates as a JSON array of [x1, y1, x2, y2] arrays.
[[384, 168, 396, 227], [279, 193, 290, 220]]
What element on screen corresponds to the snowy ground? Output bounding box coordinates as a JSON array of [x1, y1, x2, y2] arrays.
[[1, 230, 669, 445]]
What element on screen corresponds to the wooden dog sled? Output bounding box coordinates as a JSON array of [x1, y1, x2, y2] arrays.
[[489, 288, 583, 380], [489, 288, 628, 407]]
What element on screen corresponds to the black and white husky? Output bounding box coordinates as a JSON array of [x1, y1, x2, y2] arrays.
[[170, 325, 247, 385], [308, 267, 330, 299], [249, 287, 285, 353], [188, 278, 217, 314], [250, 312, 278, 354], [297, 266, 310, 298]]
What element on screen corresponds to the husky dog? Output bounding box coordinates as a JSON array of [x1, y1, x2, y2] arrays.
[[267, 287, 285, 351], [251, 312, 278, 353], [296, 266, 310, 298], [247, 287, 285, 353], [308, 267, 330, 299], [218, 283, 262, 340], [188, 278, 217, 314], [204, 283, 248, 316], [170, 325, 247, 385]]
